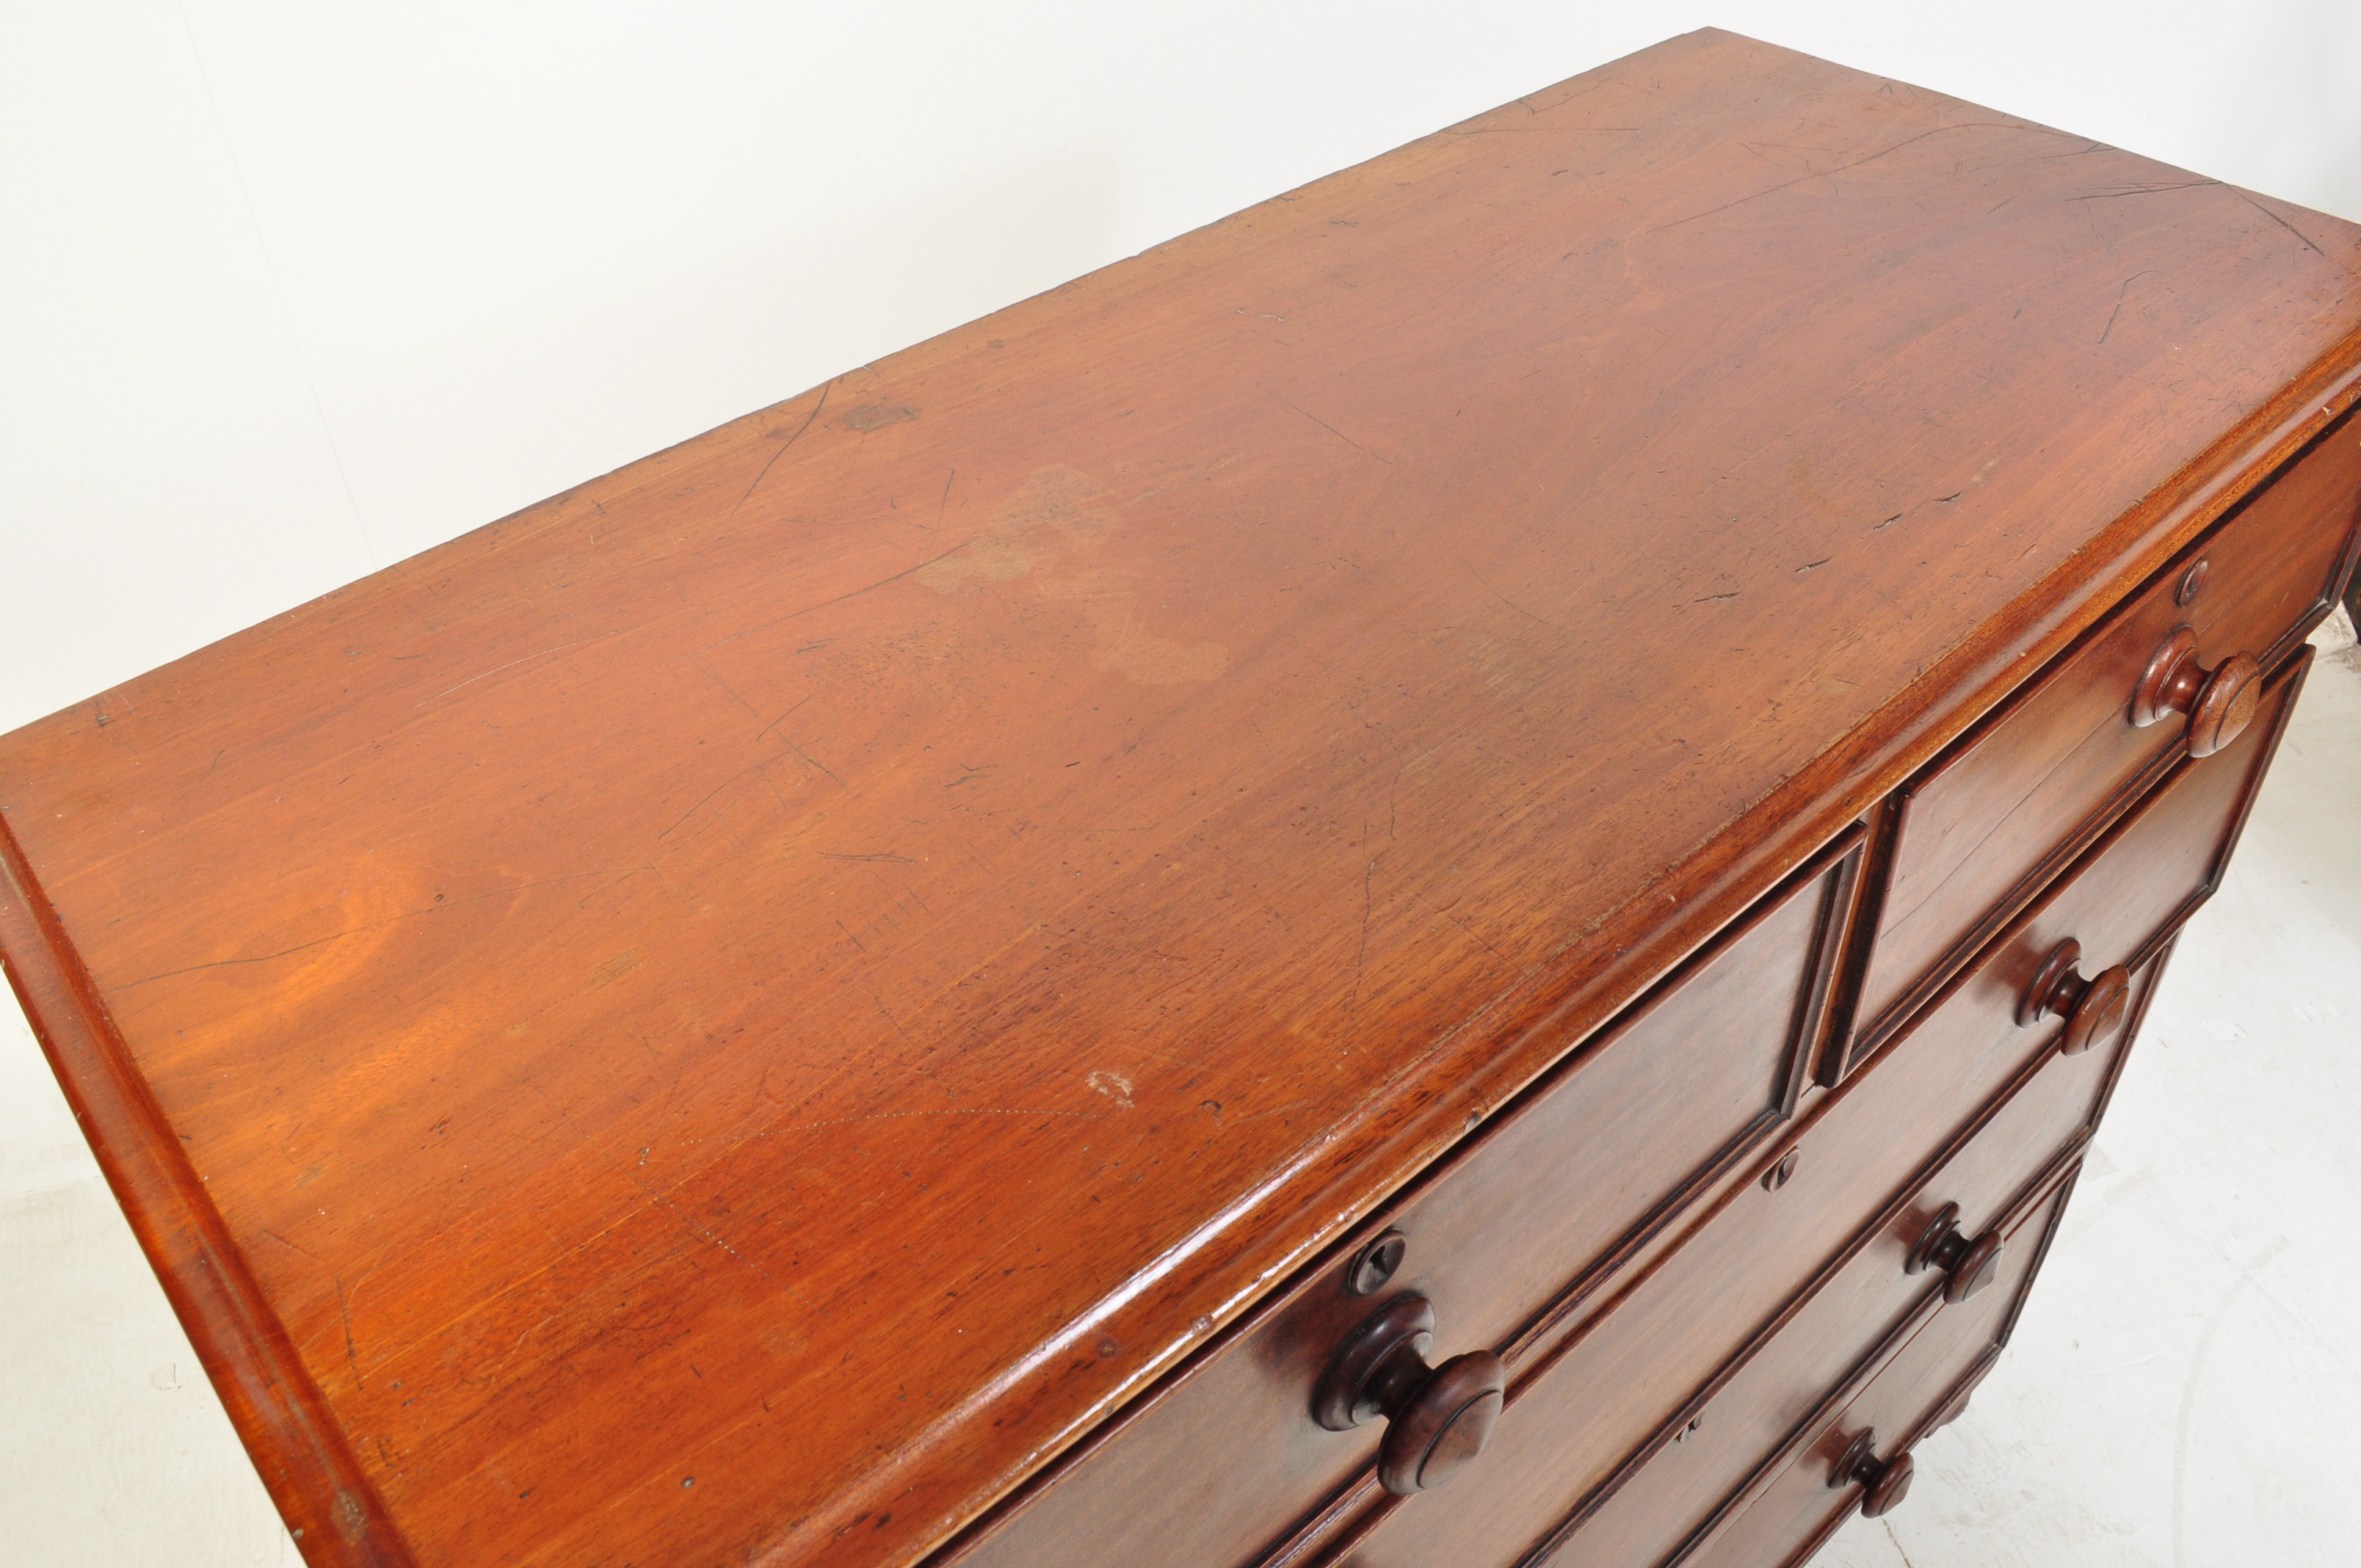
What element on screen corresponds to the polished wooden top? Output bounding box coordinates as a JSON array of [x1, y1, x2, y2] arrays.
[[4, 28, 2358, 1568]]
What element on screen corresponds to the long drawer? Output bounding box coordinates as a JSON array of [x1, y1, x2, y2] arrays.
[[1316, 654, 2303, 1568], [1680, 1160, 2087, 1568], [940, 835, 1863, 1568], [1844, 412, 2360, 1070]]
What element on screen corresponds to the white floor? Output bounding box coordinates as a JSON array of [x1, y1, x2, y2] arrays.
[[4, 620, 2355, 1567]]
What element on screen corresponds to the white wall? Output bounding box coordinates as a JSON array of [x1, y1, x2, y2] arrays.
[[2, 5, 2355, 1564]]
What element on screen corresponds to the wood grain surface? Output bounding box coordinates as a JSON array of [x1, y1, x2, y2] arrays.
[[1676, 1165, 2083, 1568], [944, 834, 1855, 1568], [1853, 420, 2360, 1055], [5, 28, 2361, 1568]]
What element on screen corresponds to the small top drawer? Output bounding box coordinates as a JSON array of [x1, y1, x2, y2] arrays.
[[1849, 413, 2361, 1063], [939, 836, 1862, 1568]]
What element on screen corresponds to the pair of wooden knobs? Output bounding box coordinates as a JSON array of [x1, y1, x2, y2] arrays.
[[1311, 1207, 1998, 1498], [2023, 620, 2265, 1057]]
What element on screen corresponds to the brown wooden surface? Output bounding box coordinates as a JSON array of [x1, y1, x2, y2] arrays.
[[1327, 833, 2194, 1568], [1504, 1097, 2088, 1564], [948, 836, 1852, 1568], [1990, 652, 2308, 1025], [1680, 1169, 2084, 1568], [1531, 948, 2172, 1568], [4, 29, 2361, 1568], [1692, 952, 2188, 1568], [1854, 415, 2361, 1056], [1007, 645, 2299, 1568]]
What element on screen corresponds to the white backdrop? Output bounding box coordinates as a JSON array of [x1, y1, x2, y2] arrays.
[[2, 5, 2357, 1565]]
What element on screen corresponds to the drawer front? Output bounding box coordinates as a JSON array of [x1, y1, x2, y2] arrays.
[[1849, 413, 2361, 1065], [1316, 658, 2300, 1568], [1680, 1164, 2085, 1568], [940, 838, 1861, 1568], [1329, 929, 2155, 1568], [1952, 648, 2304, 1049], [1523, 950, 2164, 1568]]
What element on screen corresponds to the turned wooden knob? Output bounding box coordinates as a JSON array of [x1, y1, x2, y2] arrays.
[[1313, 1295, 1506, 1495], [1904, 1202, 2006, 1304], [2131, 625, 2260, 757], [2017, 937, 2132, 1056], [1828, 1429, 1915, 1518]]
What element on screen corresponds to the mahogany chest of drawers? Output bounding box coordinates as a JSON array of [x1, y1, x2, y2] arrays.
[[5, 28, 2359, 1568]]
